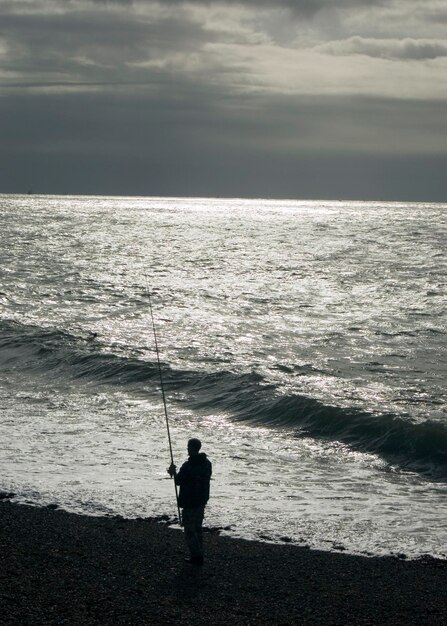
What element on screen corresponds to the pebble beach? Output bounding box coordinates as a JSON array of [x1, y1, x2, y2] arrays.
[[1, 498, 446, 625]]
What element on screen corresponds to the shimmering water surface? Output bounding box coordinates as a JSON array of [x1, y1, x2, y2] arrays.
[[1, 194, 446, 558]]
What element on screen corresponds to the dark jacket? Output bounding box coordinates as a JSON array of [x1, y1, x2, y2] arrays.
[[175, 453, 212, 508]]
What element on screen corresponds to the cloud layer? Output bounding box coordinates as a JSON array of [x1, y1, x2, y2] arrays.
[[0, 0, 446, 199]]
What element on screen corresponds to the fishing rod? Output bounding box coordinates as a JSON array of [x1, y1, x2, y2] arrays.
[[143, 273, 182, 526]]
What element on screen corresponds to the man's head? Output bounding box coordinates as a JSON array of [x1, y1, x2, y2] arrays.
[[187, 438, 202, 456]]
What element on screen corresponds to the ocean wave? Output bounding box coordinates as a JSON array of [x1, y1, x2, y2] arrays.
[[0, 319, 161, 385], [188, 375, 447, 479], [1, 319, 446, 479]]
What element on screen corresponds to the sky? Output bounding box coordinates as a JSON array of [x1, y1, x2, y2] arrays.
[[0, 0, 446, 201]]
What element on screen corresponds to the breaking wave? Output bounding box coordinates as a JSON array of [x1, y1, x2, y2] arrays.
[[1, 319, 447, 479]]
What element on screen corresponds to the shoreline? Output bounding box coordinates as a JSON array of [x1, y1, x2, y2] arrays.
[[1, 500, 447, 625], [2, 492, 444, 562]]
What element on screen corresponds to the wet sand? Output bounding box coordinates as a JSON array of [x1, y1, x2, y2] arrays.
[[1, 499, 446, 625]]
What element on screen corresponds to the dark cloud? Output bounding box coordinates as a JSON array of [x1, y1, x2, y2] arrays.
[[1, 84, 446, 200], [78, 0, 387, 17], [0, 2, 263, 91], [0, 9, 213, 79], [417, 6, 447, 25], [159, 0, 385, 11], [319, 37, 447, 60], [1, 0, 446, 201]]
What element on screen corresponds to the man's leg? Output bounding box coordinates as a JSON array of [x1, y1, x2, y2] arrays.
[[182, 506, 205, 563]]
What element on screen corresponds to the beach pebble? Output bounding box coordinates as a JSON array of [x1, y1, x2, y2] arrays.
[[0, 491, 15, 500]]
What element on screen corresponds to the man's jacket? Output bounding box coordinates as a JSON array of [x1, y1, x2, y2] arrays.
[[175, 453, 212, 508]]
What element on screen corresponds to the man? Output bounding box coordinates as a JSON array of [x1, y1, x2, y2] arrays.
[[168, 438, 212, 565]]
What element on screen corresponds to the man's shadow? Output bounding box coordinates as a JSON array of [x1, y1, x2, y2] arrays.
[[173, 561, 209, 602], [172, 528, 223, 601]]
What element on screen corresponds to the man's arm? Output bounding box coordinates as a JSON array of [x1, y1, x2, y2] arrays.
[[168, 462, 186, 485]]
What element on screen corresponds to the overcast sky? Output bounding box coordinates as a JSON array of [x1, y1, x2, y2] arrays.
[[1, 0, 446, 200]]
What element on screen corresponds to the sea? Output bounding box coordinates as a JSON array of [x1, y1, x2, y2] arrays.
[[1, 194, 446, 559]]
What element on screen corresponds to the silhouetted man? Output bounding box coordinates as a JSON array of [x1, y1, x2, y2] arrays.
[[168, 438, 212, 565]]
